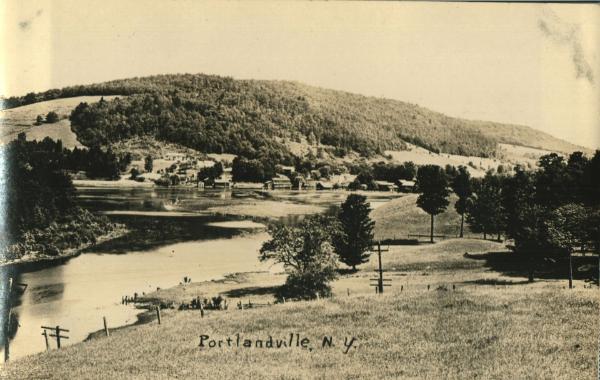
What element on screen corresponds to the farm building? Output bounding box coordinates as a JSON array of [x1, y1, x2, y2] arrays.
[[398, 179, 416, 192], [374, 181, 398, 192], [264, 174, 292, 190]]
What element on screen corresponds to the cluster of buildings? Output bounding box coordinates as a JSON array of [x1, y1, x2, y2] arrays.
[[138, 152, 416, 192]]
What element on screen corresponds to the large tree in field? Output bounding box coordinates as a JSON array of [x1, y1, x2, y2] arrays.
[[259, 215, 338, 300], [333, 194, 375, 271], [466, 171, 504, 241], [545, 203, 587, 289], [416, 165, 450, 243], [451, 166, 471, 238], [501, 166, 546, 282]]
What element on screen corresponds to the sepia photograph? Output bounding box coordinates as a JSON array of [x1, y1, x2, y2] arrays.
[[0, 1, 599, 378]]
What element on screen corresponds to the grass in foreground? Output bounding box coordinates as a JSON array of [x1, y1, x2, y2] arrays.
[[4, 239, 599, 379]]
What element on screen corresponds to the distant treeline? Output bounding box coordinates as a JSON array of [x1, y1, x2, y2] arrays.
[[5, 74, 499, 161], [2, 134, 119, 261]]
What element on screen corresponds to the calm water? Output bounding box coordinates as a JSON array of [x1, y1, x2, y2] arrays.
[[1, 188, 400, 360]]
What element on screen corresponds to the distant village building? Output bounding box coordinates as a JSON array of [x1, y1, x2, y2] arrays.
[[264, 174, 292, 190], [331, 174, 356, 189], [316, 181, 334, 191], [165, 152, 186, 161], [213, 176, 233, 189], [398, 179, 416, 192], [197, 160, 216, 169], [279, 165, 296, 177], [374, 181, 398, 192]]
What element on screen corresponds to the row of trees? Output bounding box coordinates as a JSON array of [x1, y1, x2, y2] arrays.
[[413, 150, 600, 283]]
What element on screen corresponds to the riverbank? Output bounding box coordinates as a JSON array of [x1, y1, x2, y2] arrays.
[[205, 200, 324, 220], [0, 226, 129, 269], [7, 239, 597, 379]]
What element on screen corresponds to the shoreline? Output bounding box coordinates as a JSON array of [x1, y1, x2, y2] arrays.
[[0, 226, 129, 270], [83, 271, 282, 343]]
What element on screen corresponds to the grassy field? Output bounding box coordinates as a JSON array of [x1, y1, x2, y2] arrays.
[[5, 238, 598, 379], [0, 96, 119, 148], [371, 193, 479, 241]]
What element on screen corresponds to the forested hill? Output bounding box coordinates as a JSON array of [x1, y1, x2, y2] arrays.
[[2, 74, 584, 160]]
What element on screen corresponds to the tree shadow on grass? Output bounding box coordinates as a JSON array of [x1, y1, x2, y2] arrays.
[[337, 268, 358, 276], [222, 286, 280, 298], [462, 278, 531, 286], [465, 251, 599, 283]]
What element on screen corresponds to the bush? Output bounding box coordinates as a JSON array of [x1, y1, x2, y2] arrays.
[[276, 270, 334, 300], [45, 111, 59, 123]]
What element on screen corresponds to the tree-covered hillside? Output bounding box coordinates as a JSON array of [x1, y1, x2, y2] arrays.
[[2, 74, 583, 160]]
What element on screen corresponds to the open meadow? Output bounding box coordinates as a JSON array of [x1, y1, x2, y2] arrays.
[[0, 96, 119, 148], [5, 238, 598, 379]]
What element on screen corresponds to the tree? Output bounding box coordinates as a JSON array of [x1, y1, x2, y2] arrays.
[[545, 203, 587, 288], [35, 115, 44, 125], [144, 155, 153, 173], [466, 171, 504, 241], [451, 166, 471, 238], [565, 152, 588, 203], [501, 166, 544, 282], [416, 165, 449, 243], [535, 153, 568, 208], [232, 157, 266, 182], [45, 111, 59, 123], [334, 194, 375, 270], [259, 215, 338, 300], [129, 168, 140, 179], [583, 150, 600, 206], [198, 162, 223, 185]]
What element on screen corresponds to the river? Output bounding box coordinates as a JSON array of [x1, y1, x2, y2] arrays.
[[1, 187, 401, 360]]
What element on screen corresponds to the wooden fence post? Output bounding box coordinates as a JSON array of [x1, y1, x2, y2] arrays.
[[103, 316, 109, 337], [42, 330, 49, 351], [55, 326, 61, 348], [568, 250, 573, 289], [200, 302, 204, 318], [156, 306, 161, 325]]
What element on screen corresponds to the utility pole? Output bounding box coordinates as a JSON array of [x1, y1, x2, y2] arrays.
[[369, 241, 391, 293], [377, 242, 384, 293]]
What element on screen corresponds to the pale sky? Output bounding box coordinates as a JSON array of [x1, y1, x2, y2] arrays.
[[2, 1, 599, 149]]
